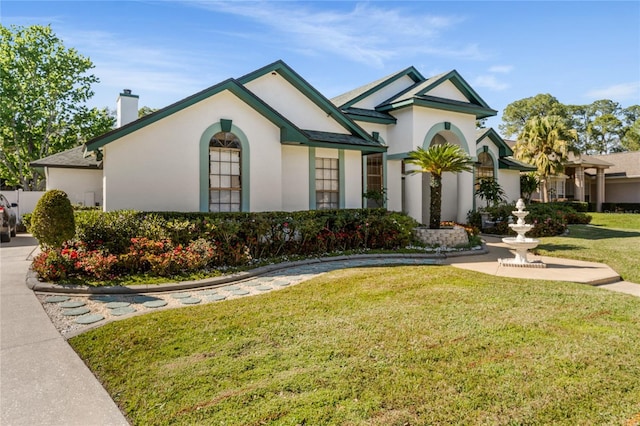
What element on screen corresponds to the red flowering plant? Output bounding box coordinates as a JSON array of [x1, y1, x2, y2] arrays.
[[32, 249, 75, 281], [75, 251, 119, 280]]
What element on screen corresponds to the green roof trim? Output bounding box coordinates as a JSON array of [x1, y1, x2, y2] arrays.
[[499, 157, 537, 171], [377, 95, 497, 119], [376, 70, 497, 119], [331, 66, 425, 109], [237, 60, 375, 143], [86, 78, 309, 151], [476, 128, 513, 157], [341, 107, 397, 124]]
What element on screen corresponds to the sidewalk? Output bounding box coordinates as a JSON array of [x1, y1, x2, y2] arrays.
[[1, 234, 638, 426], [1, 234, 128, 426]]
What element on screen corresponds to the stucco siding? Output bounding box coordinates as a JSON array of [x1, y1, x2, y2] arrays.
[[281, 145, 310, 211], [351, 75, 417, 110], [103, 90, 281, 212], [602, 179, 640, 203], [499, 169, 522, 204], [245, 74, 345, 134], [424, 80, 469, 103], [386, 160, 402, 212], [45, 168, 103, 207], [344, 150, 363, 209]]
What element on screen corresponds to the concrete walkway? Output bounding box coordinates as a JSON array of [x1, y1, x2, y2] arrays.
[[1, 234, 639, 426], [1, 235, 128, 425]]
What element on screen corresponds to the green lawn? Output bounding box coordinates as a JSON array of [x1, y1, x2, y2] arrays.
[[535, 213, 640, 283], [70, 266, 640, 425]]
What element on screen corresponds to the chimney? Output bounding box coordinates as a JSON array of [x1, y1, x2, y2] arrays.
[[116, 89, 139, 127]]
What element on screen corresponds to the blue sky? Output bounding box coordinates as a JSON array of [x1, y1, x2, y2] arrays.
[[3, 1, 639, 134]]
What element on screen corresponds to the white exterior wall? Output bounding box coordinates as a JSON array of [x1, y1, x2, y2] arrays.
[[499, 169, 522, 204], [245, 74, 345, 133], [343, 150, 363, 209], [386, 109, 413, 155], [425, 80, 468, 102], [281, 145, 310, 211], [351, 75, 417, 109], [403, 163, 424, 223], [386, 160, 402, 212], [103, 90, 281, 212], [46, 168, 103, 207]]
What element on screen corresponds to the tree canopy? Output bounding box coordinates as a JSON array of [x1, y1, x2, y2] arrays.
[[502, 94, 639, 155], [514, 116, 577, 202], [405, 143, 473, 229], [0, 24, 114, 190]]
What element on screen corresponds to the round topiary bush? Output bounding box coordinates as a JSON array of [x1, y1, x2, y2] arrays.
[[31, 189, 75, 248]]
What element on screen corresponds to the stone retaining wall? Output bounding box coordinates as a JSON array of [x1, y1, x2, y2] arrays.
[[414, 226, 469, 247]]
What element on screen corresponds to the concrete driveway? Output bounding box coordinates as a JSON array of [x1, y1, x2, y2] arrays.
[[0, 234, 128, 426]]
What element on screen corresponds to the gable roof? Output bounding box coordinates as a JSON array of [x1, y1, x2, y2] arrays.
[[330, 66, 425, 109], [476, 128, 514, 157], [377, 70, 497, 119], [237, 60, 376, 143], [589, 151, 640, 177], [85, 61, 384, 154], [30, 145, 101, 169]]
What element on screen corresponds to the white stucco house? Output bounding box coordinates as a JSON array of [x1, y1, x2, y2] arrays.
[[31, 60, 532, 224]]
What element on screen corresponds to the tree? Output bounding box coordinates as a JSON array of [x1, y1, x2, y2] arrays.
[[0, 24, 114, 190], [405, 143, 473, 229], [475, 177, 505, 208], [514, 115, 577, 203], [621, 119, 640, 151], [520, 173, 539, 203], [587, 113, 623, 153], [500, 94, 568, 138]]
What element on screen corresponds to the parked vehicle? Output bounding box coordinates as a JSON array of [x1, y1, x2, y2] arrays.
[[0, 194, 18, 243]]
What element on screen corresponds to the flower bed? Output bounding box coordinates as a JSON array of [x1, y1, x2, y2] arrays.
[[32, 209, 420, 284]]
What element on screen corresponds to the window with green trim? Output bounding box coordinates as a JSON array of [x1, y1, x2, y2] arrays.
[[209, 132, 241, 212], [365, 153, 383, 208], [475, 151, 495, 189], [315, 157, 339, 209]]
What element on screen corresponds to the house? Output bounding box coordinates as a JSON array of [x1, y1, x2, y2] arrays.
[[31, 60, 528, 224], [529, 151, 640, 211]]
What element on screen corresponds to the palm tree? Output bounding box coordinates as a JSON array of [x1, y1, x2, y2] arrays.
[[406, 143, 474, 229], [514, 116, 577, 202]]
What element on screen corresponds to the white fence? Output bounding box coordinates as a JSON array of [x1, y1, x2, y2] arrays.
[[0, 190, 46, 222]]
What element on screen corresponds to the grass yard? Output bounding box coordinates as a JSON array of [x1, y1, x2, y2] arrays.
[[70, 266, 640, 425], [536, 213, 640, 283]]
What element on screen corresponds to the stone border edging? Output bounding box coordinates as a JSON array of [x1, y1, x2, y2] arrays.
[[26, 247, 488, 294]]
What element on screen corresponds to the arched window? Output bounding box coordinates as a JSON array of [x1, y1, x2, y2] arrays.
[[475, 151, 495, 187], [430, 133, 447, 146], [209, 132, 241, 212]]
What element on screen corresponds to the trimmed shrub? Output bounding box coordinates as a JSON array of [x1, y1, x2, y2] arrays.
[[30, 190, 75, 248]]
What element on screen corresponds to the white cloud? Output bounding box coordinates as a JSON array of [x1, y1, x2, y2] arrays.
[[585, 82, 640, 102], [488, 65, 513, 74], [473, 75, 510, 91], [189, 1, 486, 66]]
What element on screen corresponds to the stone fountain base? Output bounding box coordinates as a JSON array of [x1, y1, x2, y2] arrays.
[[498, 258, 547, 268]]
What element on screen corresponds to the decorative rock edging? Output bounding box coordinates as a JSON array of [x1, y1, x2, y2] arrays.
[[414, 226, 469, 247], [26, 249, 487, 295]]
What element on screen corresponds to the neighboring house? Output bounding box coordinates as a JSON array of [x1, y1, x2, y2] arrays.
[[31, 60, 527, 224], [30, 145, 102, 207], [523, 150, 640, 210]]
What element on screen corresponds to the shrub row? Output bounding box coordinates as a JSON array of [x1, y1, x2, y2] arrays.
[[601, 202, 640, 213], [32, 209, 420, 282], [480, 202, 592, 237]]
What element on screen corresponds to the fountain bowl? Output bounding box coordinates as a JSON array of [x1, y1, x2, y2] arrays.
[[501, 237, 540, 250]]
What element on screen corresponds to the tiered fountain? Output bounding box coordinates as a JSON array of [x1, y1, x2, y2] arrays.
[[499, 198, 545, 268]]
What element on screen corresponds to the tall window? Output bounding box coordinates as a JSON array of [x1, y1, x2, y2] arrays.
[[316, 157, 339, 209], [475, 151, 495, 188], [209, 131, 241, 212], [366, 153, 383, 208]]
